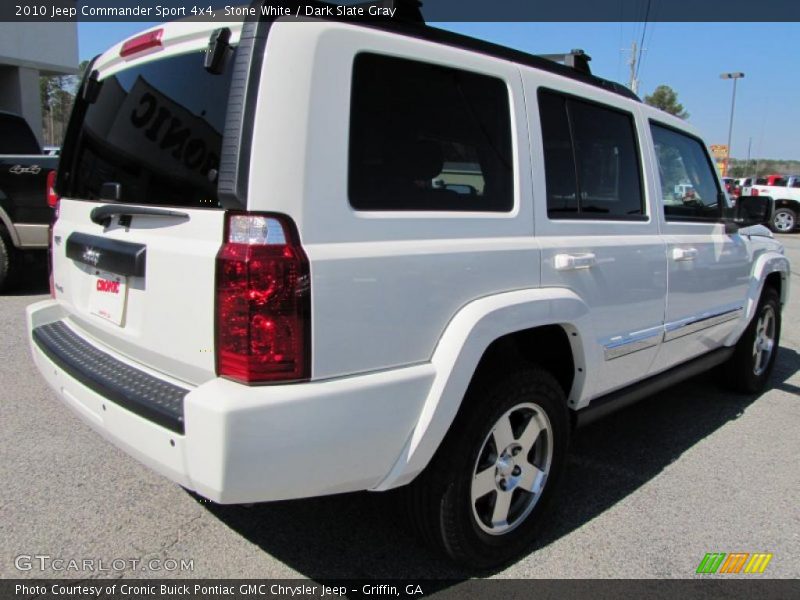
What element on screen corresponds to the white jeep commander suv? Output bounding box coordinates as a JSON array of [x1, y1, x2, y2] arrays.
[[27, 4, 790, 568]]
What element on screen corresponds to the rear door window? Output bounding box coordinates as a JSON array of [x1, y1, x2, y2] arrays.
[[348, 53, 513, 212], [64, 49, 236, 208], [538, 89, 645, 220]]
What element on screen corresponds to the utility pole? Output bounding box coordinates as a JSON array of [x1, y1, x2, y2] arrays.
[[628, 40, 639, 94], [746, 137, 752, 173], [720, 72, 744, 177]]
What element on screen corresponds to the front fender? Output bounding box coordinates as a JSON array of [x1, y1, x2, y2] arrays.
[[373, 287, 592, 490], [725, 250, 790, 346]]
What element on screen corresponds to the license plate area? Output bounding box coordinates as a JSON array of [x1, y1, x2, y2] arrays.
[[88, 269, 128, 326]]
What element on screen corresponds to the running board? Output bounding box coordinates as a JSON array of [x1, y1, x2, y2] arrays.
[[575, 346, 735, 428]]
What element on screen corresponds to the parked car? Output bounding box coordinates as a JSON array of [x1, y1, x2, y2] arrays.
[[721, 177, 735, 194], [0, 111, 58, 290], [26, 9, 790, 569], [734, 176, 756, 197], [748, 183, 800, 232]]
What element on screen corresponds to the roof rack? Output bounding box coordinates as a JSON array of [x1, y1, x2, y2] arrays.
[[537, 49, 592, 76]]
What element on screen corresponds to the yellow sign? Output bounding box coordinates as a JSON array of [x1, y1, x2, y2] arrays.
[[709, 144, 729, 159]]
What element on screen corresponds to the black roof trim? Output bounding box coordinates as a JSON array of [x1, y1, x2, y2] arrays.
[[361, 20, 640, 102], [262, 0, 639, 102]]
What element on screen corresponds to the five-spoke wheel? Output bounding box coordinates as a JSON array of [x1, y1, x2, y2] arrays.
[[404, 365, 569, 569], [471, 403, 552, 535]]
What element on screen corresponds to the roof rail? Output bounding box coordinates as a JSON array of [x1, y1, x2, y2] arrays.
[[537, 49, 592, 75], [248, 1, 638, 102]]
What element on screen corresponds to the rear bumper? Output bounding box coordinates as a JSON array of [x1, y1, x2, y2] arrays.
[[27, 300, 434, 504]]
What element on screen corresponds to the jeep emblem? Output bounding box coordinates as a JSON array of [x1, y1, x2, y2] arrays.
[[82, 247, 101, 266]]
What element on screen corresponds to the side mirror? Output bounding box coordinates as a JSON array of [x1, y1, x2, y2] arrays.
[[725, 195, 773, 233]]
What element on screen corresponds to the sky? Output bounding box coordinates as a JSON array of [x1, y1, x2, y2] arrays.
[[78, 20, 800, 160]]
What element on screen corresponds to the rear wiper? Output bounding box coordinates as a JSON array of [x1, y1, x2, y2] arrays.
[[90, 205, 190, 227]]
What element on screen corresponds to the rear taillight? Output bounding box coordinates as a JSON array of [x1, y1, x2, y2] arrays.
[[751, 189, 759, 196], [216, 213, 310, 384], [47, 170, 59, 297], [48, 199, 59, 298], [120, 29, 163, 58], [46, 170, 58, 208]]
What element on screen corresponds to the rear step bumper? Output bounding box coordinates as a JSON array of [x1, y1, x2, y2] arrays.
[[33, 321, 187, 434], [27, 300, 434, 504]]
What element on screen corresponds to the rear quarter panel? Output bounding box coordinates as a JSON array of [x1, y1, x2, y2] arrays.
[[249, 21, 541, 379]]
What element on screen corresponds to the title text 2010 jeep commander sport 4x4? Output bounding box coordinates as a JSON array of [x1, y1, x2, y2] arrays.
[[27, 5, 790, 568]]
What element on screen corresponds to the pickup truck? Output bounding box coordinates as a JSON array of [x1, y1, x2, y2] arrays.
[[743, 180, 800, 233], [0, 111, 57, 290]]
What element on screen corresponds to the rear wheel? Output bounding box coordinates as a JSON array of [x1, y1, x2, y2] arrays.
[[0, 230, 19, 292], [723, 286, 781, 393], [771, 208, 796, 233], [405, 365, 569, 569]]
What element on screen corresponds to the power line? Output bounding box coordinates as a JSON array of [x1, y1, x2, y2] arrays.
[[634, 0, 652, 81]]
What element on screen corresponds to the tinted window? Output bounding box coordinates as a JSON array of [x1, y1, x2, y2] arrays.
[[651, 124, 721, 221], [64, 49, 236, 207], [539, 89, 644, 219], [0, 114, 41, 154], [539, 91, 578, 214], [349, 53, 513, 212]]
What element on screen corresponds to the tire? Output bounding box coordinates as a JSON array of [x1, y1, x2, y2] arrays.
[[404, 364, 569, 569], [722, 286, 781, 394], [771, 207, 796, 233], [0, 229, 19, 293]]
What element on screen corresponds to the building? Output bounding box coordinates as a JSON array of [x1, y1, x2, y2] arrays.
[[0, 23, 79, 146]]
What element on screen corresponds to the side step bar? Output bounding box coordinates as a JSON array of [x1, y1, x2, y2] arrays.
[[575, 346, 735, 428]]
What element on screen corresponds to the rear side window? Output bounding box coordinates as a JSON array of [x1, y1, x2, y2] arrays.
[[0, 114, 41, 154], [64, 49, 236, 207], [538, 89, 645, 220], [650, 123, 721, 221], [349, 53, 513, 212]]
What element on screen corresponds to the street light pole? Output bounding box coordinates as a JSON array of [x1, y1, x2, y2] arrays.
[[720, 72, 744, 177]]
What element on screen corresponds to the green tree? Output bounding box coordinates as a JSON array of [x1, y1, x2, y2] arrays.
[[644, 85, 689, 119], [39, 61, 88, 146]]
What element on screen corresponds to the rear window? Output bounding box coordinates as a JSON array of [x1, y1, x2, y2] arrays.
[[65, 49, 236, 207], [0, 113, 41, 154]]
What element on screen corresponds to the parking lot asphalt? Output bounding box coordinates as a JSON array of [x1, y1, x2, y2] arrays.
[[1, 235, 798, 582]]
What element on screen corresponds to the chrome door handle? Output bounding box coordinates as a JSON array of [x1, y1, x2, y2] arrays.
[[554, 252, 596, 271], [672, 247, 698, 261]]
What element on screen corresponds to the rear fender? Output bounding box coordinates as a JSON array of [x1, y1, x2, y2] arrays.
[[373, 287, 593, 490]]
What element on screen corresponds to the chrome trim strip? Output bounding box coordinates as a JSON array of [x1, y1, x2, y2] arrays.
[[663, 307, 744, 342], [604, 330, 661, 361]]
